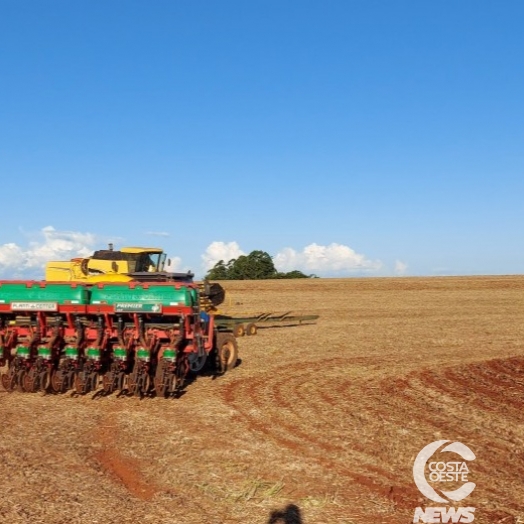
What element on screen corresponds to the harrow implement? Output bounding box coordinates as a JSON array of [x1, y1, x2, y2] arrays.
[[215, 311, 320, 337]]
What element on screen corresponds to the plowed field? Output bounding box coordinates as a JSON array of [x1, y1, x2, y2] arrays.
[[1, 276, 524, 523]]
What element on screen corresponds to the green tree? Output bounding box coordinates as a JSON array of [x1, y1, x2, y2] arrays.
[[205, 250, 316, 280], [228, 251, 277, 280], [206, 259, 229, 280], [277, 270, 310, 279], [245, 250, 277, 279]]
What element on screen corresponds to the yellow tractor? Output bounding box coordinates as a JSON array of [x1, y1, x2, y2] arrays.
[[45, 245, 225, 312], [45, 245, 172, 282]]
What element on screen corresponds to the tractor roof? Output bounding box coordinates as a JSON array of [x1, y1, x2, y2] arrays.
[[120, 247, 164, 254]]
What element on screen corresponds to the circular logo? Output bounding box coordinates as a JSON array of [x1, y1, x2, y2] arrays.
[[413, 440, 476, 503]]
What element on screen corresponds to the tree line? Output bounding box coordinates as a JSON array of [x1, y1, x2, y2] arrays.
[[205, 250, 316, 280]]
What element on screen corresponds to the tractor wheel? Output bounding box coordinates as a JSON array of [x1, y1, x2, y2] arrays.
[[154, 362, 168, 397], [89, 372, 99, 392], [40, 370, 51, 392], [139, 373, 151, 396], [1, 373, 10, 391], [116, 372, 125, 391], [23, 371, 35, 393], [128, 371, 138, 396], [16, 370, 27, 392], [154, 376, 167, 397], [74, 373, 86, 395], [216, 333, 238, 373], [65, 371, 76, 392], [188, 352, 207, 373], [102, 372, 114, 394], [51, 370, 64, 393], [245, 323, 257, 336], [233, 324, 245, 337]]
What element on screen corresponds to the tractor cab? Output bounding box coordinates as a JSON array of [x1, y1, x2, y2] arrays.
[[91, 247, 167, 273]]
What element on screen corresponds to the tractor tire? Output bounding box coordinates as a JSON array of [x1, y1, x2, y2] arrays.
[[215, 333, 238, 373], [245, 323, 257, 336], [233, 323, 245, 338]]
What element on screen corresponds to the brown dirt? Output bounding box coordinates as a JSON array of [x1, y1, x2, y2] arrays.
[[0, 275, 524, 523], [94, 414, 158, 501]]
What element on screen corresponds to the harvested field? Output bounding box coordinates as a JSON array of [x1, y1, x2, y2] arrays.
[[1, 275, 524, 523]]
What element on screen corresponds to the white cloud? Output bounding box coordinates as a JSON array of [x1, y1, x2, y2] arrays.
[[0, 226, 97, 278], [274, 243, 382, 275], [165, 256, 183, 272], [202, 241, 246, 270], [394, 260, 408, 275], [0, 243, 24, 269], [0, 227, 193, 279]]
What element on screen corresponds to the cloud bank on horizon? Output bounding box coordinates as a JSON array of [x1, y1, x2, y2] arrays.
[[0, 226, 96, 278], [201, 241, 384, 275], [0, 227, 404, 278], [274, 243, 382, 275]]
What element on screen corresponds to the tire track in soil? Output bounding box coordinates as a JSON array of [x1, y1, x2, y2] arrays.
[[222, 355, 524, 516], [94, 413, 158, 501], [420, 360, 524, 414], [378, 356, 524, 517], [223, 361, 420, 510], [370, 372, 524, 513]]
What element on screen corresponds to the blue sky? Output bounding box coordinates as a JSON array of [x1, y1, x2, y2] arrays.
[[1, 1, 523, 278]]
